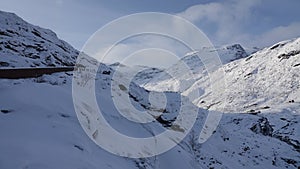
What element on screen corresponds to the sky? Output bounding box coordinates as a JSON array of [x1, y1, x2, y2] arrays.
[[1, 0, 300, 67]]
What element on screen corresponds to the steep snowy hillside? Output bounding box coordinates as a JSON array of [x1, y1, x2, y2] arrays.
[[0, 10, 78, 68], [185, 37, 300, 112], [2, 75, 299, 169], [142, 44, 249, 92], [0, 67, 206, 169]]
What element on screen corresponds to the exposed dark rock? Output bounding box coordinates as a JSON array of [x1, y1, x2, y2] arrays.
[[59, 113, 71, 118], [74, 144, 84, 151], [155, 115, 176, 127], [288, 100, 295, 103], [1, 109, 13, 114], [0, 61, 9, 67], [31, 28, 42, 38], [273, 135, 300, 153], [270, 43, 285, 50], [281, 157, 298, 168], [250, 117, 273, 136], [278, 50, 300, 60], [102, 70, 111, 75]]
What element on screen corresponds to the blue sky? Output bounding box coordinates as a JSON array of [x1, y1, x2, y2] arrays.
[[1, 0, 300, 51]]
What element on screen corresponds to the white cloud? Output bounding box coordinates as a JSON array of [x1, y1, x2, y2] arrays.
[[176, 0, 300, 47], [93, 35, 189, 68], [252, 22, 300, 47], [85, 13, 216, 68], [177, 0, 262, 46], [177, 3, 222, 23], [122, 48, 179, 68]]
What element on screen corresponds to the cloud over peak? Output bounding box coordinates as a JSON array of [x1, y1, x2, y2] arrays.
[[177, 0, 300, 48]]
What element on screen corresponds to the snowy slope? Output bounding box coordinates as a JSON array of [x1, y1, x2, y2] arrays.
[[185, 37, 300, 112], [0, 75, 204, 169], [0, 10, 299, 169], [141, 44, 250, 92], [1, 62, 299, 169], [0, 10, 78, 68], [1, 63, 299, 169]]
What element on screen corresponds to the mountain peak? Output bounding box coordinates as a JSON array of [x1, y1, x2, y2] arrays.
[[224, 43, 245, 52]]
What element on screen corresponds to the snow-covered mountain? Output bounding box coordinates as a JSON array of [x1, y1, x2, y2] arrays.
[[0, 11, 78, 68], [141, 44, 251, 92], [0, 11, 299, 169], [184, 37, 300, 112], [182, 43, 249, 65]]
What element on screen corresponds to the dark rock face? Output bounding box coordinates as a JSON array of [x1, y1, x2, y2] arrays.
[[251, 116, 300, 153], [250, 117, 274, 136], [278, 50, 300, 61]]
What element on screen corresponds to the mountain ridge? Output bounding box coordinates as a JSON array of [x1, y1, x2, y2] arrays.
[[0, 10, 78, 68]]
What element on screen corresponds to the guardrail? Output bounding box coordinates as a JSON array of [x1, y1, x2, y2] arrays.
[[0, 67, 74, 79]]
